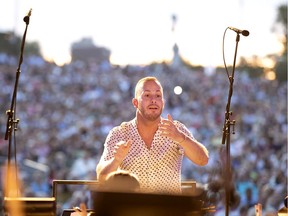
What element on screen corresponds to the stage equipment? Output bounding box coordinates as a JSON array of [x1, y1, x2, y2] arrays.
[[4, 197, 55, 216], [3, 8, 32, 197], [221, 26, 249, 216], [52, 179, 215, 216]]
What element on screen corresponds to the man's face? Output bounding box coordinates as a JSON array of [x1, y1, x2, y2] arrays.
[[134, 80, 164, 121]]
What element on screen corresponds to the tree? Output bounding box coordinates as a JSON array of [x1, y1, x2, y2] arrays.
[[0, 31, 41, 57], [274, 4, 287, 83]]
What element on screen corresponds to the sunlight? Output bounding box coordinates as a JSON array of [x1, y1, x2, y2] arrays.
[[264, 70, 276, 80]]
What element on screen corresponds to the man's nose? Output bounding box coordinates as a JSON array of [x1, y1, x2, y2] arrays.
[[151, 96, 157, 103]]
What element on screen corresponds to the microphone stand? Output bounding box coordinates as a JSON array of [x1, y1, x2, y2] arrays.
[[221, 33, 240, 216], [4, 9, 32, 197]]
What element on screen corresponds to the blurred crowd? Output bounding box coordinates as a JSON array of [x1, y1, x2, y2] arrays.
[[0, 53, 287, 215]]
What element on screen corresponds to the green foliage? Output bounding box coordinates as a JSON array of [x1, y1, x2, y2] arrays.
[[275, 4, 287, 83], [238, 66, 264, 78], [0, 32, 21, 55], [275, 55, 287, 83], [0, 32, 41, 57], [276, 4, 287, 34]]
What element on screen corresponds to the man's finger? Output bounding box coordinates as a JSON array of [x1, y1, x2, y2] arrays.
[[125, 140, 132, 148], [167, 114, 173, 122]]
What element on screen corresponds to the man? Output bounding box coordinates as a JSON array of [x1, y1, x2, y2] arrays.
[[100, 170, 140, 192], [96, 76, 209, 194]]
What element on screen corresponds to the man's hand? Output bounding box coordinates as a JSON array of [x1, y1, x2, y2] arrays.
[[97, 140, 132, 182], [158, 114, 185, 144], [113, 140, 132, 163]]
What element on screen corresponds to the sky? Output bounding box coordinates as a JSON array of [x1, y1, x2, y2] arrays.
[[0, 0, 286, 67]]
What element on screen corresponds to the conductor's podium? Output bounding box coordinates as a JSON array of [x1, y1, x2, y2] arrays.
[[3, 180, 215, 216], [53, 180, 215, 216], [91, 190, 209, 216]]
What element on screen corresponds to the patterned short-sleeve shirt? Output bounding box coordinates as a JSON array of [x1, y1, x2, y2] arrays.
[[99, 118, 194, 194]]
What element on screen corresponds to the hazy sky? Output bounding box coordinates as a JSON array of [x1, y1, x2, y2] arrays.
[[0, 0, 286, 66]]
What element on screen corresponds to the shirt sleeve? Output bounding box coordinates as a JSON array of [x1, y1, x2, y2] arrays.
[[99, 126, 121, 163], [99, 122, 131, 163], [174, 120, 195, 140], [174, 120, 196, 155]]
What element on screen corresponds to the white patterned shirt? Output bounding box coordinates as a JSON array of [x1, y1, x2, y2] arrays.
[[98, 118, 194, 194]]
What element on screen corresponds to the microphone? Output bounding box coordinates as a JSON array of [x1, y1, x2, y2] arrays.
[[228, 26, 250, 36], [23, 8, 32, 24]]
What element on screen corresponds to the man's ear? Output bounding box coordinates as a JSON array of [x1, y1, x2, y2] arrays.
[[132, 98, 138, 108]]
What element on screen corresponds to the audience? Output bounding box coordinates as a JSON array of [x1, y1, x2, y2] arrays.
[[0, 53, 286, 215]]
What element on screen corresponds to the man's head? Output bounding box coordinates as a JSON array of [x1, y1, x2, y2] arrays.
[[132, 76, 164, 121], [134, 77, 163, 98], [103, 170, 140, 192]]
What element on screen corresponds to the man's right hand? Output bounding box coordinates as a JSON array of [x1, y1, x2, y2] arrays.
[[113, 140, 132, 163], [96, 140, 132, 182]]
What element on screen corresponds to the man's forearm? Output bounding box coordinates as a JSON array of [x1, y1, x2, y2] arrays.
[[180, 135, 209, 166], [96, 158, 122, 182]]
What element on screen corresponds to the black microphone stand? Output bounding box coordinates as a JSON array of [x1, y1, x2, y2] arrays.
[[4, 9, 32, 197], [221, 32, 240, 216]]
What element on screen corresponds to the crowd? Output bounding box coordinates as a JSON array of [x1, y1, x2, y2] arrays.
[[0, 53, 287, 215]]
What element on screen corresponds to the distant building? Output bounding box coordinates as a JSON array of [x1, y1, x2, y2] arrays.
[[171, 43, 182, 68], [71, 38, 111, 64]]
